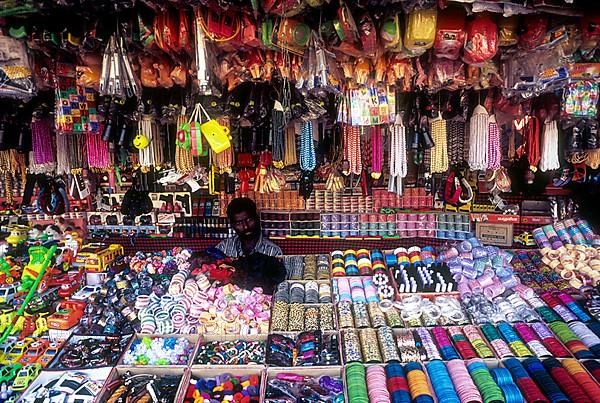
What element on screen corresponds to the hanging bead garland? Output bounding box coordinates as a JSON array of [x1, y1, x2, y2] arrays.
[[539, 119, 560, 172], [0, 151, 13, 205], [447, 116, 466, 166], [299, 120, 316, 171], [468, 105, 489, 171], [487, 115, 501, 170], [31, 118, 55, 166], [272, 101, 286, 169], [175, 113, 195, 174], [430, 116, 449, 174], [86, 132, 111, 170], [525, 116, 541, 171], [371, 125, 383, 179], [211, 116, 234, 174], [139, 115, 164, 169], [388, 115, 407, 195], [343, 125, 362, 176], [56, 133, 70, 176]]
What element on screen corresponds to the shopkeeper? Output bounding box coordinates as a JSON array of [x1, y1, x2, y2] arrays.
[[216, 197, 285, 294], [216, 197, 282, 258]]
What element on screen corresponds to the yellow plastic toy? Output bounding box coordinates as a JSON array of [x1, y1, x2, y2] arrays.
[[32, 314, 48, 338], [5, 226, 30, 248]]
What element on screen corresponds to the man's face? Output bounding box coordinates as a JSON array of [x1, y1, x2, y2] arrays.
[[231, 211, 260, 240]]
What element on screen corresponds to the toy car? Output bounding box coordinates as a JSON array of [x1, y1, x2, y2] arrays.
[[36, 341, 62, 368], [0, 338, 17, 363], [514, 232, 536, 247], [18, 339, 49, 366], [57, 278, 81, 298], [0, 283, 20, 305], [11, 363, 41, 391], [71, 285, 101, 301], [3, 338, 33, 364], [47, 300, 86, 330], [0, 363, 22, 388]]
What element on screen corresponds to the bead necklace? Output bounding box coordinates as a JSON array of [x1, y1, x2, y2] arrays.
[[86, 132, 110, 170], [430, 115, 449, 174], [343, 125, 362, 175], [31, 118, 55, 166], [0, 151, 13, 205], [371, 125, 383, 179], [299, 120, 316, 171], [388, 115, 407, 195], [139, 115, 164, 169], [284, 125, 297, 166], [539, 119, 560, 172], [175, 113, 195, 174], [468, 104, 489, 171], [447, 116, 466, 165], [56, 133, 70, 175], [211, 116, 233, 173], [271, 101, 286, 169], [525, 116, 541, 171], [487, 115, 501, 170]]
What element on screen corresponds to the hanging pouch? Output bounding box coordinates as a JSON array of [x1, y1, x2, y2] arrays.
[[176, 108, 191, 150], [198, 103, 232, 153], [188, 103, 206, 156]]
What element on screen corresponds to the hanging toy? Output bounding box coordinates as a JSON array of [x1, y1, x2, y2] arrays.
[[133, 133, 150, 150]]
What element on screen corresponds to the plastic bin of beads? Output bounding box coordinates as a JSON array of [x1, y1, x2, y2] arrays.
[[20, 367, 112, 403], [118, 334, 199, 367], [98, 366, 187, 403], [48, 334, 133, 370], [193, 335, 268, 366], [179, 366, 265, 402], [263, 366, 343, 402]]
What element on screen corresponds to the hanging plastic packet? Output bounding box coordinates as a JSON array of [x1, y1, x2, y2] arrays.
[[519, 14, 548, 51], [380, 13, 403, 52], [404, 8, 437, 56], [580, 15, 600, 53], [357, 12, 377, 58], [563, 80, 599, 118], [463, 14, 498, 67], [0, 35, 35, 99], [434, 7, 466, 60], [198, 103, 232, 153], [498, 16, 518, 47]]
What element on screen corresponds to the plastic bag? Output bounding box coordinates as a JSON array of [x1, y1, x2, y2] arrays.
[[0, 35, 35, 99], [581, 15, 600, 52], [404, 8, 437, 56], [463, 14, 498, 67], [519, 15, 548, 51], [563, 80, 599, 118], [381, 14, 403, 52], [358, 13, 377, 58], [434, 7, 465, 60]]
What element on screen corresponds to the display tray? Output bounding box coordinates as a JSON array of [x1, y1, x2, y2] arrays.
[[192, 334, 268, 367], [180, 365, 265, 402], [97, 365, 188, 403], [19, 367, 112, 403], [117, 333, 200, 367], [48, 333, 133, 370]]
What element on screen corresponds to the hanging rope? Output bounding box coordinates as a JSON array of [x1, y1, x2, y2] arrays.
[[430, 116, 449, 174], [539, 119, 560, 172], [468, 104, 489, 171], [487, 115, 501, 170]]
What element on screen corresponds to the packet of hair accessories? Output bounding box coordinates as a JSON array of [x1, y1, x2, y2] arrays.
[[563, 80, 599, 117], [429, 58, 465, 92], [463, 14, 498, 66], [434, 7, 466, 60]]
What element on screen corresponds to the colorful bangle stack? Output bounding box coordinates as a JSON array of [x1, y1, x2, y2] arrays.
[[342, 329, 362, 362], [490, 367, 524, 403], [446, 359, 482, 403], [425, 360, 460, 403], [331, 250, 346, 277], [416, 328, 442, 361], [567, 321, 600, 357], [386, 363, 411, 402], [377, 326, 400, 362], [582, 359, 600, 383], [480, 323, 514, 358], [431, 327, 460, 360], [522, 357, 569, 403], [540, 292, 578, 322], [542, 358, 592, 402], [184, 374, 260, 403], [466, 359, 505, 403], [562, 358, 600, 398], [529, 321, 572, 357], [357, 249, 373, 275], [503, 358, 549, 403], [396, 329, 421, 363], [359, 328, 382, 363], [405, 362, 435, 403], [496, 321, 534, 357], [447, 326, 479, 359], [346, 362, 369, 403], [512, 322, 552, 358], [557, 292, 592, 322], [366, 365, 391, 403], [548, 321, 595, 359], [462, 325, 495, 359]]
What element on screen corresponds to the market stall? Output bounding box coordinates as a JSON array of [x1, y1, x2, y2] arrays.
[[0, 0, 600, 402]]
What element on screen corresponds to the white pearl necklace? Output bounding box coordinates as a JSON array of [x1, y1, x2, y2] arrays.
[[468, 104, 489, 171], [388, 115, 407, 195]]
